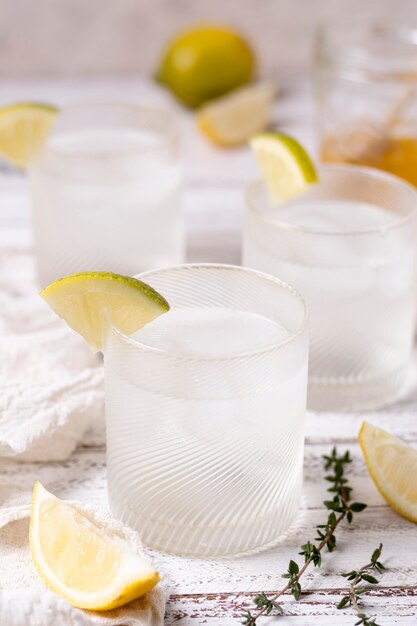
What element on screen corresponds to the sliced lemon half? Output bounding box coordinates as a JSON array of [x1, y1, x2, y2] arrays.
[[197, 82, 277, 147], [0, 102, 58, 167], [40, 271, 170, 352], [359, 420, 417, 523], [30, 482, 160, 610], [250, 132, 318, 202]]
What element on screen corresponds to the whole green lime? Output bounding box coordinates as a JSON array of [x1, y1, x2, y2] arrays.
[[156, 26, 255, 108]]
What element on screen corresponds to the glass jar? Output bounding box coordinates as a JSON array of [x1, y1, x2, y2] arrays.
[[314, 22, 417, 186]]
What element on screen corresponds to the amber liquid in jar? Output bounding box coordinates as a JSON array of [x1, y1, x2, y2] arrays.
[[321, 135, 417, 187]]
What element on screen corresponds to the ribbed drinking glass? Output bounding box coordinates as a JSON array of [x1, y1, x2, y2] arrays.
[[243, 165, 417, 411], [104, 264, 308, 556]]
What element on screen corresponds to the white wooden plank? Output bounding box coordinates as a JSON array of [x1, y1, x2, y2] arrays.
[[0, 439, 410, 513], [154, 506, 417, 594], [1, 441, 417, 595], [165, 617, 417, 626], [305, 396, 417, 444], [165, 589, 417, 624]]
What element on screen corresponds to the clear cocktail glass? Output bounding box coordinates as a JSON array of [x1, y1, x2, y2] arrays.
[[30, 104, 184, 287], [243, 165, 417, 411], [104, 263, 308, 556]]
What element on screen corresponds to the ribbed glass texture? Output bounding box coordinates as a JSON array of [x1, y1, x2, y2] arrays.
[[243, 165, 417, 411], [104, 264, 308, 556], [30, 104, 184, 288]]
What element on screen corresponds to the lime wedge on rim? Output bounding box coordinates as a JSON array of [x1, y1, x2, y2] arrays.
[[0, 102, 58, 168], [250, 132, 318, 202], [40, 272, 170, 352]]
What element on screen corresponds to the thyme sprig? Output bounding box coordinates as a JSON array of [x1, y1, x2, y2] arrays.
[[337, 544, 385, 626], [241, 447, 367, 625]]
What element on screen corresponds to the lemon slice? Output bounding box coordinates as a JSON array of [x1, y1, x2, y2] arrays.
[[0, 102, 58, 167], [197, 82, 277, 147], [250, 132, 318, 202], [41, 271, 169, 352], [359, 421, 417, 523], [30, 482, 160, 610]]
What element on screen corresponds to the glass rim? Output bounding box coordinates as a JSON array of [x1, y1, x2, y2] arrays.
[[316, 19, 417, 42], [246, 164, 417, 238], [108, 263, 308, 362], [315, 20, 417, 81], [40, 102, 180, 160]]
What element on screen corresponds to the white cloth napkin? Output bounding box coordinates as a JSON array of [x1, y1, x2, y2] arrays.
[[0, 249, 105, 461], [0, 249, 168, 624], [0, 499, 168, 626]]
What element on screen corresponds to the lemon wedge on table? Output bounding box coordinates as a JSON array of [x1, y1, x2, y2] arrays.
[[250, 132, 318, 202], [0, 102, 58, 168], [40, 272, 170, 352], [197, 82, 277, 147], [359, 420, 417, 523], [30, 482, 160, 610]]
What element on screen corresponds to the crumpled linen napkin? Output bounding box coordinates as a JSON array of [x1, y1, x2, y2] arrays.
[[0, 500, 168, 626], [0, 249, 168, 624], [0, 249, 105, 461]]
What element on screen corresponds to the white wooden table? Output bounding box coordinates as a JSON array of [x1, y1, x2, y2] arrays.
[[0, 78, 416, 625]]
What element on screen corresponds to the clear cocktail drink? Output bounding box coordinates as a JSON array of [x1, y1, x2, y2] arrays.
[[30, 105, 184, 287], [104, 264, 308, 556], [243, 165, 417, 411]]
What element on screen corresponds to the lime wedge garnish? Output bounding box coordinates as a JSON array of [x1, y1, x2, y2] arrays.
[[0, 102, 58, 168], [250, 132, 318, 202], [40, 272, 170, 351]]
